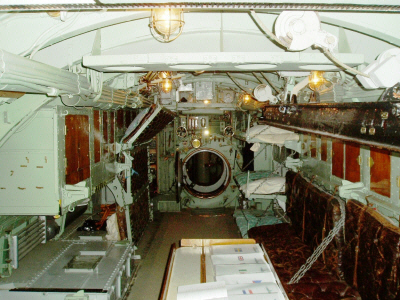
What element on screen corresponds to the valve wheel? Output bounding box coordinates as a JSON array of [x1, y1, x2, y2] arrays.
[[224, 125, 234, 137], [177, 126, 187, 138]]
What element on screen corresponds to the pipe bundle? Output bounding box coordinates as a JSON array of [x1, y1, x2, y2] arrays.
[[0, 49, 93, 97]]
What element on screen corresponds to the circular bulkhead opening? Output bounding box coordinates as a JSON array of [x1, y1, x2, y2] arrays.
[[182, 148, 231, 199]]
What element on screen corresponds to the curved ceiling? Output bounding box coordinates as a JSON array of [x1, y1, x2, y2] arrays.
[[0, 10, 397, 70], [0, 3, 398, 143]]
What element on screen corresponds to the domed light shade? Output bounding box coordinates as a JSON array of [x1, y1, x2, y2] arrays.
[[150, 9, 184, 43], [161, 78, 173, 93], [308, 71, 326, 91]]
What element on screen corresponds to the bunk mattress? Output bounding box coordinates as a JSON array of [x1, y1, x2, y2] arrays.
[[234, 171, 285, 199], [247, 125, 299, 145]]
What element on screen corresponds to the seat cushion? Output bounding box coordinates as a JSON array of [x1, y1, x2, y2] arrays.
[[248, 224, 361, 299], [342, 200, 400, 299]]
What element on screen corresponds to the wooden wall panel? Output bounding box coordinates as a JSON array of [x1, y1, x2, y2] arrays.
[[370, 147, 391, 198], [103, 112, 109, 159], [332, 139, 344, 179], [117, 110, 124, 130], [310, 134, 317, 158], [303, 135, 309, 157], [94, 110, 101, 163], [130, 190, 150, 243], [65, 115, 90, 185], [345, 142, 360, 182], [321, 137, 328, 162], [125, 110, 132, 128], [110, 112, 115, 160], [110, 112, 115, 144], [131, 146, 149, 196]]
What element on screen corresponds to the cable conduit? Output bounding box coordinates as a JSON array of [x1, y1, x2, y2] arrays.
[[0, 48, 93, 97]]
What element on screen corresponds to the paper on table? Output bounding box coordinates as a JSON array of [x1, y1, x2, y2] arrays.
[[226, 282, 281, 295], [210, 244, 262, 255], [177, 281, 228, 300], [216, 272, 276, 285], [211, 253, 265, 265], [214, 263, 271, 276]]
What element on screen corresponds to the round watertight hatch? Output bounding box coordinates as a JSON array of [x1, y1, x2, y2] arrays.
[[182, 148, 231, 199]]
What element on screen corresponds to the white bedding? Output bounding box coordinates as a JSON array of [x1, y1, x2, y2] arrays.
[[249, 125, 299, 145], [240, 176, 286, 198]]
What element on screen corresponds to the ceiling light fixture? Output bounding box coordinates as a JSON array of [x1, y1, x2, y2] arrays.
[[243, 94, 252, 104], [159, 71, 170, 79], [149, 8, 184, 43], [308, 71, 326, 91], [161, 78, 172, 93]]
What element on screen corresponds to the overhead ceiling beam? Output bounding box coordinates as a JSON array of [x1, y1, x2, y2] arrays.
[[0, 2, 399, 12], [83, 51, 364, 72]]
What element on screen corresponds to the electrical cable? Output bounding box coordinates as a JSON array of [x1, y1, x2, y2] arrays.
[[251, 10, 369, 79], [105, 185, 118, 203], [260, 72, 281, 95], [0, 96, 54, 149], [29, 13, 80, 59], [60, 95, 84, 110], [15, 111, 39, 133], [226, 72, 253, 95], [20, 13, 79, 57], [250, 10, 289, 49], [322, 47, 369, 78], [252, 72, 263, 84]]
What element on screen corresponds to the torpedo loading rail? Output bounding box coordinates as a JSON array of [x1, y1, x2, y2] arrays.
[[262, 100, 400, 152]]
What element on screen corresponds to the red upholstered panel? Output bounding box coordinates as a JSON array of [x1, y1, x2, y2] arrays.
[[286, 171, 345, 279], [343, 200, 400, 299], [250, 174, 400, 300], [249, 171, 360, 300]]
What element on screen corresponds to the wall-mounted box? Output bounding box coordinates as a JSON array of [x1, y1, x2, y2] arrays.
[[0, 106, 120, 215]]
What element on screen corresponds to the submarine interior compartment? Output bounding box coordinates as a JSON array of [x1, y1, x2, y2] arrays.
[[0, 1, 399, 299]]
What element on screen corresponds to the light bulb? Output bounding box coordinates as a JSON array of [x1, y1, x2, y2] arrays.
[[243, 94, 251, 103], [161, 78, 172, 93], [159, 71, 169, 79], [308, 71, 326, 91]]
